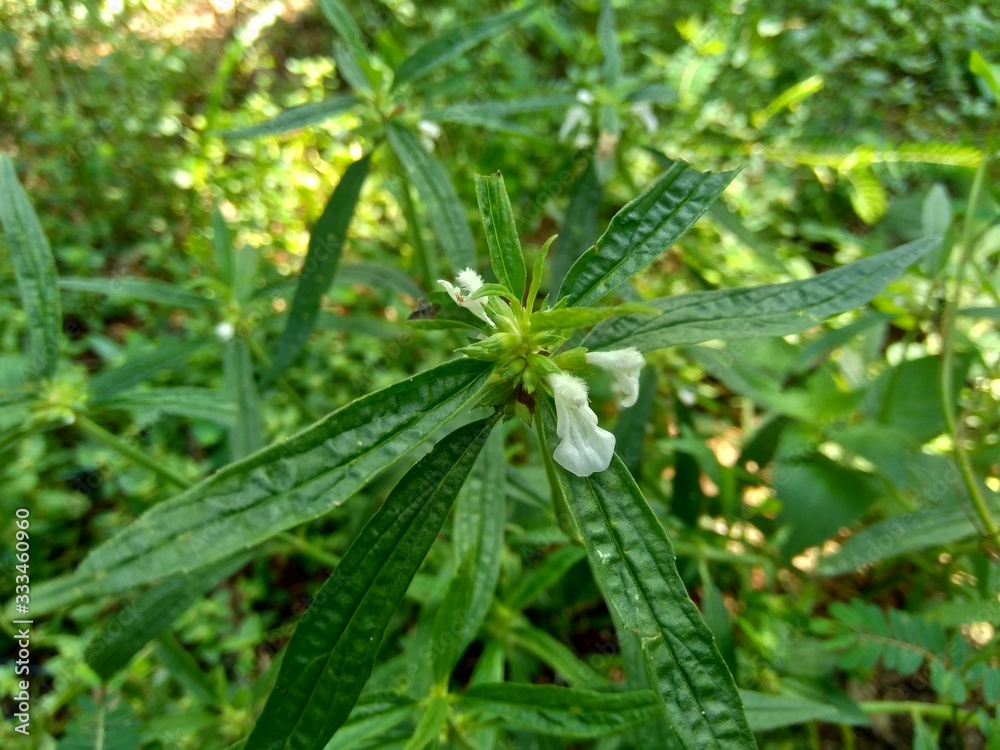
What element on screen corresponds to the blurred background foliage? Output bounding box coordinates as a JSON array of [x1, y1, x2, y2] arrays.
[[0, 0, 998, 747]]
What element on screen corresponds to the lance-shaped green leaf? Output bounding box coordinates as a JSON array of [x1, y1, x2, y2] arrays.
[[559, 160, 738, 307], [392, 6, 536, 88], [553, 158, 601, 290], [28, 359, 493, 614], [333, 39, 372, 93], [461, 684, 660, 739], [504, 544, 585, 611], [90, 338, 212, 401], [475, 173, 526, 298], [0, 155, 61, 378], [424, 95, 578, 130], [970, 51, 1000, 98], [332, 697, 416, 750], [85, 554, 251, 681], [405, 695, 449, 750], [244, 416, 497, 750], [218, 94, 358, 139], [320, 0, 368, 60], [58, 276, 212, 309], [91, 387, 235, 425], [224, 338, 263, 460], [584, 237, 937, 352], [538, 402, 755, 750], [816, 502, 983, 577], [269, 154, 371, 378], [739, 690, 847, 733], [336, 261, 423, 299], [213, 205, 235, 288], [597, 0, 621, 88], [432, 429, 506, 683], [530, 302, 657, 332], [388, 123, 475, 271]]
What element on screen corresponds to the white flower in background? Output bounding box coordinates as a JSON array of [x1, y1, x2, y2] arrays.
[[548, 372, 616, 477], [417, 120, 443, 151], [631, 102, 658, 134], [214, 321, 235, 342], [559, 89, 595, 145], [585, 347, 645, 407], [438, 268, 495, 327]]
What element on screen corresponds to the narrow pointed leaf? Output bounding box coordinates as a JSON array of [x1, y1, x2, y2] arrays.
[[58, 276, 212, 309], [333, 39, 372, 92], [90, 338, 212, 401], [225, 338, 263, 459], [92, 387, 235, 425], [320, 0, 371, 66], [553, 158, 601, 290], [244, 417, 497, 750], [404, 695, 449, 750], [504, 545, 585, 611], [218, 94, 357, 139], [388, 123, 474, 270], [475, 172, 526, 297], [597, 0, 621, 88], [817, 502, 982, 577], [559, 160, 738, 307], [584, 237, 937, 352], [423, 95, 578, 127], [0, 155, 61, 378], [392, 6, 535, 88], [432, 429, 506, 682], [269, 154, 370, 378], [462, 684, 660, 739], [212, 205, 235, 288], [336, 261, 423, 299], [538, 402, 755, 749], [85, 554, 250, 681], [510, 620, 609, 688], [739, 690, 846, 732], [29, 359, 493, 614], [530, 302, 657, 331]]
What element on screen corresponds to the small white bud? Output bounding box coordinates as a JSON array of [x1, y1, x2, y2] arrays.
[[215, 322, 235, 342]]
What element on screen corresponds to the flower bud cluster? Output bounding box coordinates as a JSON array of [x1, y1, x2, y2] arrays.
[[439, 269, 646, 477]]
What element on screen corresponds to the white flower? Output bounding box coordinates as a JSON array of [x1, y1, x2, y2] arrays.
[[548, 372, 616, 477], [558, 104, 590, 143], [631, 102, 658, 134], [585, 347, 645, 408], [214, 321, 235, 342], [417, 119, 442, 151], [438, 268, 495, 327]]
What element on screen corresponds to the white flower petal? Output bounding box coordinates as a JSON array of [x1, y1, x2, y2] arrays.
[[631, 102, 658, 134], [214, 322, 235, 342], [437, 272, 495, 327], [549, 372, 616, 477], [456, 267, 485, 294], [586, 347, 645, 408]]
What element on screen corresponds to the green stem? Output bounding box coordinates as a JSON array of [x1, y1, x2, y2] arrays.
[[859, 701, 979, 726], [940, 156, 1000, 545], [275, 532, 341, 568], [75, 414, 192, 490], [246, 337, 319, 422]]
